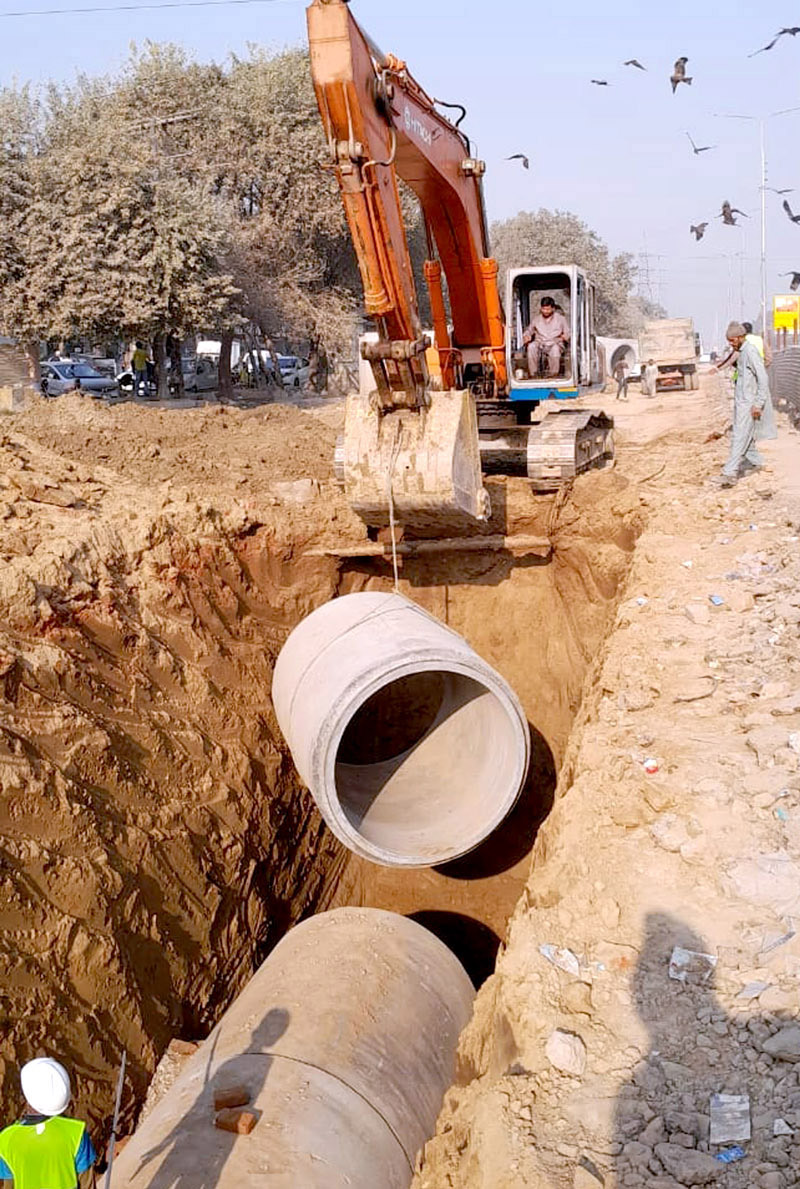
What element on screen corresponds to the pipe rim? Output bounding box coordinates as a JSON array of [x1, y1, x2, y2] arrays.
[[314, 653, 530, 867]]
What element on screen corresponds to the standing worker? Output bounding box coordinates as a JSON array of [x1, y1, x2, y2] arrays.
[[613, 355, 630, 400], [131, 341, 148, 398], [0, 1058, 97, 1187], [718, 321, 777, 487], [642, 358, 658, 398]]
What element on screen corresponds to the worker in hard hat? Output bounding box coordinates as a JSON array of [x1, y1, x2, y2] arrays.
[[0, 1058, 97, 1187]]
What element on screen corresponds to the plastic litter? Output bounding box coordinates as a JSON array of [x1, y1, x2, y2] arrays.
[[737, 981, 771, 1000], [749, 523, 758, 531], [710, 1093, 751, 1144], [773, 1118, 793, 1136], [538, 944, 581, 977], [635, 596, 649, 607], [681, 559, 694, 569], [715, 1146, 746, 1164], [760, 928, 796, 956], [788, 732, 800, 755], [669, 946, 717, 984], [775, 806, 790, 822], [643, 758, 659, 775], [709, 594, 725, 606]]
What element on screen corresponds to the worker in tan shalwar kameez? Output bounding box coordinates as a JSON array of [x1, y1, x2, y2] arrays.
[[523, 296, 570, 378]]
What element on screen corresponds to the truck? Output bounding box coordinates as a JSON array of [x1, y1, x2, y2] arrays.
[[638, 318, 699, 393], [307, 0, 613, 529]]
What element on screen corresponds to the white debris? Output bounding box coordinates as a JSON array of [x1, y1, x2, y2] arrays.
[[668, 946, 717, 984], [538, 944, 581, 977], [709, 1093, 751, 1143]]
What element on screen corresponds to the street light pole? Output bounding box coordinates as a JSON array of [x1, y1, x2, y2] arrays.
[[760, 119, 767, 338]]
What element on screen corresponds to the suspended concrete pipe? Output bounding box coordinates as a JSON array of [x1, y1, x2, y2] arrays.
[[110, 908, 475, 1189], [272, 591, 531, 867]]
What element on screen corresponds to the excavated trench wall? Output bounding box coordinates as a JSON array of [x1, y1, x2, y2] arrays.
[[0, 417, 642, 1142]]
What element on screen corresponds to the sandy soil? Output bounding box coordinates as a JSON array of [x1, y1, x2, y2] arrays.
[[0, 389, 639, 1143], [413, 375, 800, 1188]]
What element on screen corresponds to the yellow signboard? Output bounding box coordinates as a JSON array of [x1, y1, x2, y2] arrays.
[[774, 294, 800, 330]]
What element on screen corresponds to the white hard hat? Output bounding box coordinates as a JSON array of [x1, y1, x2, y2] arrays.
[[21, 1059, 71, 1116]]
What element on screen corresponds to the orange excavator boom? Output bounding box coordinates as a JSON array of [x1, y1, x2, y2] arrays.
[[307, 0, 506, 405]]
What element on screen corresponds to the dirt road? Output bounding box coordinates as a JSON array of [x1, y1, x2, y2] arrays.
[[413, 374, 800, 1188]]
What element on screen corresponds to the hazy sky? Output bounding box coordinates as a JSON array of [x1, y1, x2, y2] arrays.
[[2, 0, 800, 347]]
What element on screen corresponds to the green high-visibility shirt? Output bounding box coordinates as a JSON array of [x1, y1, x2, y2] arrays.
[[0, 1115, 90, 1189]]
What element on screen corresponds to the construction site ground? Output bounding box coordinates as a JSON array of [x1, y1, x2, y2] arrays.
[[1, 371, 800, 1188]]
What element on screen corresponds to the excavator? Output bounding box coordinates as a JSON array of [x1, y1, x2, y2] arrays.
[[307, 0, 614, 530]]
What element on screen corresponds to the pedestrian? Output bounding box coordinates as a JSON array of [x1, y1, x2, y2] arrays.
[[642, 358, 658, 398], [742, 320, 773, 367], [718, 321, 777, 487], [613, 356, 630, 400], [131, 341, 148, 398], [0, 1058, 97, 1188]]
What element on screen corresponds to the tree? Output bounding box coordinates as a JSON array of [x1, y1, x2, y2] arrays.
[[490, 209, 639, 335]]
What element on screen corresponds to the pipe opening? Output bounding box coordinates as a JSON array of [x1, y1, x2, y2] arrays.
[[334, 670, 524, 861]]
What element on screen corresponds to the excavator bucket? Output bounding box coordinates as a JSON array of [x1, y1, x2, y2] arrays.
[[335, 389, 490, 531]]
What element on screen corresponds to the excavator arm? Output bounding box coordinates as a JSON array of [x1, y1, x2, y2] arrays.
[[307, 0, 506, 410]]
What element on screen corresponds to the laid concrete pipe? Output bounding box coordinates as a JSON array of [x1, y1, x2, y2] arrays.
[[273, 591, 530, 867], [110, 908, 475, 1189]]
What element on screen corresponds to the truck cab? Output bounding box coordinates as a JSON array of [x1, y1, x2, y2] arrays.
[[505, 265, 599, 401]]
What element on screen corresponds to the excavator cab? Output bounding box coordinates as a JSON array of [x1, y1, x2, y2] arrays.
[[507, 266, 599, 398]]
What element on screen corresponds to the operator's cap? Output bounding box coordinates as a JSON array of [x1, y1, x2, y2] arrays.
[[540, 296, 555, 307], [21, 1058, 71, 1116]]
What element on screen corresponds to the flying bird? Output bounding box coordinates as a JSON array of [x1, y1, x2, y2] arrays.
[[749, 26, 800, 56], [686, 132, 715, 155], [767, 186, 794, 195], [670, 57, 692, 92], [506, 153, 530, 170], [623, 59, 646, 70], [690, 223, 708, 241], [719, 200, 748, 225], [783, 199, 800, 224], [782, 271, 800, 291], [590, 79, 610, 86]]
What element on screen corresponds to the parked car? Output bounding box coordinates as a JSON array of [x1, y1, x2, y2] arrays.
[[41, 360, 117, 398], [182, 357, 219, 393], [278, 355, 311, 388]]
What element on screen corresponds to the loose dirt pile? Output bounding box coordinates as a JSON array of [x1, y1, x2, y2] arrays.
[[0, 392, 640, 1142], [413, 378, 800, 1189]]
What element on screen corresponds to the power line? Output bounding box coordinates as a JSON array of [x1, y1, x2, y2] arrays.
[[0, 0, 298, 17]]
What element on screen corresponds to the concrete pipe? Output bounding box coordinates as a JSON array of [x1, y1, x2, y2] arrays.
[[110, 908, 475, 1189], [272, 591, 530, 867]]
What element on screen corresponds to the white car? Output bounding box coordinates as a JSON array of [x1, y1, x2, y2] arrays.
[[278, 355, 311, 388], [182, 357, 219, 393], [41, 360, 118, 398]]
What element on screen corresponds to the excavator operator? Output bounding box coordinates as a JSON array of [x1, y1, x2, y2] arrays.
[[523, 297, 570, 379]]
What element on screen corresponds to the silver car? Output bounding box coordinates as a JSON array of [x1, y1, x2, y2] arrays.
[[182, 357, 219, 393], [41, 360, 117, 398]]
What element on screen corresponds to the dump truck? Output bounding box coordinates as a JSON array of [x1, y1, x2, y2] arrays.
[[307, 0, 613, 529], [638, 318, 699, 393]]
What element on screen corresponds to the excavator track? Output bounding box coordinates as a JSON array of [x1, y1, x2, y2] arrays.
[[525, 410, 615, 491]]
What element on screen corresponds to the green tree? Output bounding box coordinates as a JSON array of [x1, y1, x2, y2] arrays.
[[490, 209, 638, 335]]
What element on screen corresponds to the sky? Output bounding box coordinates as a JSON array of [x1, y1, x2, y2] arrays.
[[2, 0, 800, 348]]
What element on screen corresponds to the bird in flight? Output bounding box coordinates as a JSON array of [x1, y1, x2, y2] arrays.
[[719, 201, 748, 225], [505, 153, 530, 170], [783, 199, 800, 225], [591, 79, 610, 86], [749, 27, 800, 56], [767, 186, 794, 195], [686, 132, 715, 155], [623, 59, 646, 70], [670, 57, 692, 92], [782, 271, 800, 292], [690, 223, 708, 241]]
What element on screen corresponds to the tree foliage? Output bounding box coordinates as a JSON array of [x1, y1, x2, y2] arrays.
[[490, 209, 651, 336]]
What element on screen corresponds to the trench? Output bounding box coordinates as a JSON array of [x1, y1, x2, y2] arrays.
[[0, 431, 642, 1146]]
